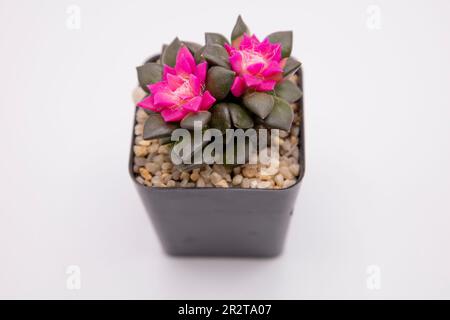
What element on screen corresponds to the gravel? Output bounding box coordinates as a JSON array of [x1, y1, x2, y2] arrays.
[[131, 77, 303, 189]]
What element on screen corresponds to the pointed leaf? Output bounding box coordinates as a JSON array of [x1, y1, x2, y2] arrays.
[[161, 37, 182, 67], [136, 63, 163, 93], [194, 46, 205, 64], [143, 114, 179, 140], [202, 44, 230, 69], [205, 32, 230, 46], [231, 15, 249, 42], [180, 111, 212, 130], [206, 66, 235, 100], [183, 41, 202, 56], [210, 103, 232, 132], [242, 92, 274, 119], [159, 136, 173, 145], [283, 57, 301, 77], [267, 31, 293, 58], [227, 103, 254, 129], [263, 97, 294, 131], [275, 80, 303, 102]]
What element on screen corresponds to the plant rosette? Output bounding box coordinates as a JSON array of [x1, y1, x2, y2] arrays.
[[129, 16, 305, 256]]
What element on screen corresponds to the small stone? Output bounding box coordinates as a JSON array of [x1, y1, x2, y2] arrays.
[[136, 176, 145, 185], [134, 124, 144, 136], [158, 145, 170, 154], [257, 181, 273, 189], [225, 174, 232, 182], [279, 130, 289, 138], [241, 178, 250, 188], [274, 174, 284, 187], [136, 108, 149, 123], [138, 140, 151, 146], [166, 180, 176, 187], [148, 144, 159, 154], [289, 163, 300, 176], [190, 171, 200, 182], [196, 177, 206, 187], [250, 179, 258, 188], [213, 164, 227, 177], [145, 162, 160, 174], [242, 166, 258, 178], [172, 170, 181, 181], [280, 166, 294, 180], [210, 172, 222, 185], [233, 166, 241, 175], [139, 168, 152, 181], [133, 146, 148, 157], [161, 173, 171, 183], [180, 171, 190, 180], [132, 87, 147, 104], [232, 174, 243, 185], [161, 162, 173, 171], [215, 179, 229, 188], [283, 179, 296, 188], [134, 157, 147, 167]]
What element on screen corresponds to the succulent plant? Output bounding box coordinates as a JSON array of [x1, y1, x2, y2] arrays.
[[135, 16, 302, 165]]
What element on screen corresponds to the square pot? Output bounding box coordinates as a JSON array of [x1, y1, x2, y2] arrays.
[[129, 59, 305, 257]]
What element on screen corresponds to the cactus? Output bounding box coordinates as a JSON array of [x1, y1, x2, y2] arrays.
[[135, 16, 302, 141]]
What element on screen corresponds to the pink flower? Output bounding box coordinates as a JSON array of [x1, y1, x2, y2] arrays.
[[225, 34, 284, 97], [138, 47, 216, 122]]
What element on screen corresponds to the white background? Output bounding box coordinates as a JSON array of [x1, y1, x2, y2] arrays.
[[1, 0, 449, 299]]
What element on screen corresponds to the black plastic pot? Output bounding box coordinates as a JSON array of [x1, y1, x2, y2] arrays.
[[129, 57, 305, 257]]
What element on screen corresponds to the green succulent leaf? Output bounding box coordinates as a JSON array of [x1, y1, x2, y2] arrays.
[[136, 63, 163, 93], [180, 111, 212, 130], [159, 136, 173, 145], [231, 15, 250, 42], [205, 33, 230, 46], [263, 97, 294, 131], [227, 103, 254, 129], [206, 66, 235, 100], [143, 114, 179, 140], [242, 92, 275, 119], [194, 46, 205, 64], [283, 57, 301, 77], [202, 44, 230, 69], [161, 37, 182, 67], [275, 80, 303, 103], [210, 103, 232, 132], [183, 41, 202, 56], [267, 31, 293, 58]]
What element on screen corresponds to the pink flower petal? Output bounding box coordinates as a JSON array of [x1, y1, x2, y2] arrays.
[[175, 46, 196, 75], [181, 96, 202, 112], [153, 91, 179, 107], [224, 43, 235, 54], [161, 108, 189, 122], [243, 74, 263, 87], [256, 80, 276, 91], [166, 73, 184, 91], [189, 74, 201, 96], [246, 62, 265, 75], [195, 62, 207, 83], [262, 61, 283, 77], [137, 95, 161, 112], [162, 65, 176, 80], [231, 76, 246, 97], [229, 52, 243, 73], [200, 91, 216, 110], [147, 82, 166, 95]]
